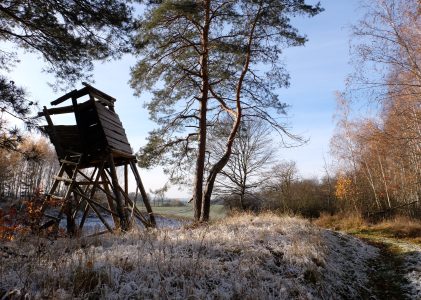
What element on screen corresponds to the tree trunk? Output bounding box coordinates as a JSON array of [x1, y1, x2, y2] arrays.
[[192, 0, 211, 221], [200, 2, 261, 221], [240, 192, 245, 210], [240, 173, 247, 210], [201, 111, 242, 221], [363, 160, 381, 209], [377, 152, 391, 208], [193, 99, 208, 220], [202, 153, 232, 221]]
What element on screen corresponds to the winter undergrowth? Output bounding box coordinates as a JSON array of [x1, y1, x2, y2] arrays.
[[0, 213, 378, 299]]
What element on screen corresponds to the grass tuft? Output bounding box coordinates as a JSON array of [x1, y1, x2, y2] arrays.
[[72, 266, 110, 297]]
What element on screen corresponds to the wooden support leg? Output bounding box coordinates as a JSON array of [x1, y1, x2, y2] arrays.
[[79, 202, 90, 230], [72, 187, 113, 233], [82, 162, 113, 232], [65, 197, 76, 236], [108, 154, 130, 231], [116, 184, 150, 225], [130, 160, 156, 227], [72, 162, 113, 233], [77, 169, 122, 230], [101, 171, 120, 229], [124, 163, 129, 204], [74, 167, 98, 226]]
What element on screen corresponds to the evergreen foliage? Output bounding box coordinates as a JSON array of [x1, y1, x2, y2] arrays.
[[131, 0, 322, 220], [0, 0, 134, 149]]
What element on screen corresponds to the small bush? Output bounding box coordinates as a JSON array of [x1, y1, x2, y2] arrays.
[[167, 199, 186, 207]]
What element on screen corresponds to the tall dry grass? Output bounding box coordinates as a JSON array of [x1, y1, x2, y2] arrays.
[[315, 213, 421, 240], [314, 212, 368, 231], [371, 216, 421, 239]]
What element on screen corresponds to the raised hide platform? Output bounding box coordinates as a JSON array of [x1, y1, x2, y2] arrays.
[[38, 83, 155, 235]]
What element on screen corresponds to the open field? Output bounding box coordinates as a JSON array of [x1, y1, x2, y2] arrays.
[[141, 204, 226, 220]]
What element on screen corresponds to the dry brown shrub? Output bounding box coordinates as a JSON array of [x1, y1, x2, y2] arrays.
[[314, 212, 367, 231], [316, 212, 421, 241], [372, 216, 421, 238]]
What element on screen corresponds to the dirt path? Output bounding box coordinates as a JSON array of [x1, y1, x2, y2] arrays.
[[358, 235, 421, 299]]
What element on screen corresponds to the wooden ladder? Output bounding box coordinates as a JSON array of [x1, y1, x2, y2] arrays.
[[40, 153, 83, 232]]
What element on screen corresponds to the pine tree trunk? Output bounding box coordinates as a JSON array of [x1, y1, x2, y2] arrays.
[[193, 98, 208, 220], [199, 0, 260, 221], [202, 113, 242, 221], [192, 0, 211, 221], [202, 154, 231, 221]]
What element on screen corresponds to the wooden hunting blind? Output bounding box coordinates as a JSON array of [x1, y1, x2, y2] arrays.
[[38, 83, 155, 235]]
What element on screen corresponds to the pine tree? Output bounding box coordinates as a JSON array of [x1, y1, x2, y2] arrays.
[[132, 0, 322, 221]]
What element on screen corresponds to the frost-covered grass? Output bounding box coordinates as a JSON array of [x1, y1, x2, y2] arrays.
[[362, 236, 421, 299], [316, 213, 421, 298], [1, 213, 378, 299], [402, 248, 421, 298]]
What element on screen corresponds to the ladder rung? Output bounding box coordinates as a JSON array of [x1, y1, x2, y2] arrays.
[[47, 194, 64, 200], [54, 176, 73, 183], [44, 214, 61, 220], [60, 159, 79, 166]]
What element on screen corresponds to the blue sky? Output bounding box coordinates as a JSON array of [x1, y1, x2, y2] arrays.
[[5, 0, 362, 198], [277, 0, 362, 178]]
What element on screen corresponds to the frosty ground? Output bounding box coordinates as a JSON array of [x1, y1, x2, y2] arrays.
[[0, 213, 419, 299]]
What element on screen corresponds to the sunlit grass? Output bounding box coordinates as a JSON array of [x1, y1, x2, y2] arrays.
[[0, 213, 378, 299], [315, 213, 421, 245]]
